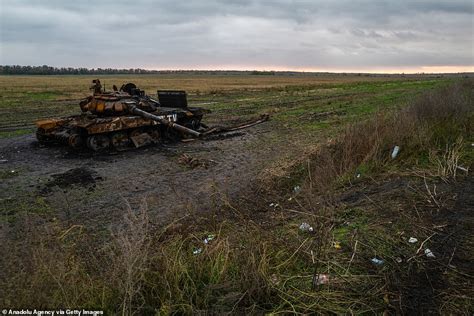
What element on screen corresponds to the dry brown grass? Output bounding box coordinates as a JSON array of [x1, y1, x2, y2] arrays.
[[0, 74, 408, 98], [301, 80, 472, 195]]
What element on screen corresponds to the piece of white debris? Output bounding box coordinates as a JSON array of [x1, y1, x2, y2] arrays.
[[203, 234, 215, 244], [408, 237, 418, 243], [356, 173, 361, 178], [299, 222, 314, 232], [456, 165, 469, 173], [395, 257, 403, 263], [371, 258, 384, 265], [391, 146, 400, 159], [10, 170, 15, 173], [425, 248, 436, 258], [293, 185, 301, 193], [192, 247, 203, 255], [313, 274, 330, 285]]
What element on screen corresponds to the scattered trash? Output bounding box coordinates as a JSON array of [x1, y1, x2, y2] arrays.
[[178, 154, 214, 169], [0, 159, 7, 164], [203, 234, 215, 244], [371, 258, 384, 265], [293, 185, 301, 193], [192, 247, 202, 255], [313, 274, 330, 285], [299, 222, 314, 232], [424, 249, 436, 258], [333, 241, 341, 250], [356, 173, 361, 178], [269, 202, 279, 208], [408, 237, 418, 243], [391, 146, 400, 159], [10, 170, 15, 173], [395, 257, 403, 263], [456, 165, 469, 173]]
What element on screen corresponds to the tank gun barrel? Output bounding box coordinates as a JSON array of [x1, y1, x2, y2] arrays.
[[126, 103, 201, 138]]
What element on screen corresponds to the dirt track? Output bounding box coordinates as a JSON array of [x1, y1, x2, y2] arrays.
[[0, 122, 277, 227]]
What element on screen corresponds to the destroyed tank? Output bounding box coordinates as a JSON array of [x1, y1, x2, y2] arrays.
[[35, 80, 210, 151]]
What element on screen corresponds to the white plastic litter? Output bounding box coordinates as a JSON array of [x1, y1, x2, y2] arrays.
[[299, 222, 314, 232], [293, 185, 301, 193], [192, 247, 202, 255], [203, 234, 215, 244], [371, 258, 384, 265], [456, 165, 468, 173], [424, 249, 436, 258], [313, 274, 330, 285], [391, 146, 400, 159], [408, 237, 418, 243]]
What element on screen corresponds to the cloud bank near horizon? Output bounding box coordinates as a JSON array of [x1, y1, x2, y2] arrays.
[[0, 0, 473, 72]]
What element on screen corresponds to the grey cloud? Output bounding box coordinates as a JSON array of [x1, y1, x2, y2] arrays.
[[0, 0, 472, 71]]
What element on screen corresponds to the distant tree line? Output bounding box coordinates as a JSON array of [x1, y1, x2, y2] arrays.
[[0, 65, 464, 77], [0, 65, 182, 75], [1, 65, 285, 76]]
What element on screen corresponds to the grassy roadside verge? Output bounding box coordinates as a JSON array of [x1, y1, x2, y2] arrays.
[[1, 80, 472, 314]]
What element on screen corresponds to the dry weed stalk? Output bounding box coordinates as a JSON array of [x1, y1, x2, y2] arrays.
[[111, 200, 151, 315], [431, 137, 463, 181]]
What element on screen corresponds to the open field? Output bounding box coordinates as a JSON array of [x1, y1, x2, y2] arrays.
[[0, 74, 448, 137], [0, 74, 472, 314]]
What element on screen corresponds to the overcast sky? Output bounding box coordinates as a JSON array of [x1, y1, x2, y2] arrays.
[[0, 0, 473, 72]]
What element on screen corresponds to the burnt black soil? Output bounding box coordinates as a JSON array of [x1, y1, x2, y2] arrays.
[[0, 121, 279, 225], [39, 167, 102, 194]]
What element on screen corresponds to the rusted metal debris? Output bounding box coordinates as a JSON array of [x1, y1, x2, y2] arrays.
[[35, 80, 270, 152], [178, 154, 215, 169], [200, 114, 269, 136]]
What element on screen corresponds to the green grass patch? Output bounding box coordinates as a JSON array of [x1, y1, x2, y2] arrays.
[[0, 128, 33, 138], [25, 91, 64, 100]]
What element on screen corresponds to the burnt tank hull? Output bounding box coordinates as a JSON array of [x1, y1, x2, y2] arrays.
[[35, 82, 209, 151]]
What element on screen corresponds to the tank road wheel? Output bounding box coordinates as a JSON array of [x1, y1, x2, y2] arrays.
[[36, 128, 53, 144], [86, 134, 110, 152], [148, 129, 161, 143], [129, 128, 145, 138], [68, 134, 84, 149], [184, 116, 202, 131], [110, 131, 131, 151]]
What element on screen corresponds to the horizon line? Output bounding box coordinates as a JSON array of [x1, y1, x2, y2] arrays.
[[2, 64, 474, 75]]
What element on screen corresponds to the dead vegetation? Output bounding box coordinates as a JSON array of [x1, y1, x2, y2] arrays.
[[178, 153, 215, 169], [0, 80, 472, 314]]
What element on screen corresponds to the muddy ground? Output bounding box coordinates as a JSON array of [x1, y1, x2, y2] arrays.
[[0, 120, 287, 229]]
